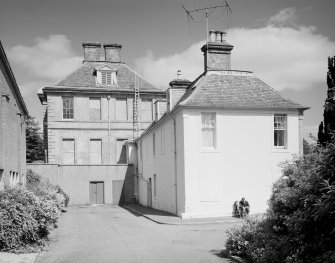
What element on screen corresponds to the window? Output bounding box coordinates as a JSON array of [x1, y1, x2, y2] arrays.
[[161, 128, 165, 154], [100, 71, 117, 85], [201, 113, 216, 148], [141, 99, 153, 122], [63, 97, 74, 119], [62, 139, 75, 164], [0, 169, 3, 184], [89, 98, 101, 121], [116, 139, 127, 164], [115, 99, 127, 121], [153, 174, 157, 197], [274, 114, 286, 147], [140, 141, 143, 164], [90, 139, 102, 164], [153, 133, 156, 156]]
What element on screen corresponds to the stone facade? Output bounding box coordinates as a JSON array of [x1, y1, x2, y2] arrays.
[[37, 42, 166, 205], [0, 42, 28, 188]]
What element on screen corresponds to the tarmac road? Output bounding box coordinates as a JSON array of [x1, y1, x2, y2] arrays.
[[36, 205, 238, 263]]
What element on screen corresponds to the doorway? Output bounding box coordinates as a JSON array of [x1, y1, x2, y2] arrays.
[[89, 182, 104, 204], [147, 178, 152, 207]]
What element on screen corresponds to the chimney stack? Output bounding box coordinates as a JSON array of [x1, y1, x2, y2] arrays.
[[104, 44, 122, 63], [166, 70, 192, 111], [201, 30, 233, 71], [154, 100, 167, 121], [82, 42, 101, 62]]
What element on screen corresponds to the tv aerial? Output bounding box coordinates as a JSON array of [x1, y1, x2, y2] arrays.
[[181, 0, 232, 41]]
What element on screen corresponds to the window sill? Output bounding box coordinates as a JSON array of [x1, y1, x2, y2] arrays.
[[200, 148, 219, 153], [272, 147, 289, 153]]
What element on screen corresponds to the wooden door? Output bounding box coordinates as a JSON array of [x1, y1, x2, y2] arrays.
[[147, 178, 152, 207], [89, 182, 104, 204]]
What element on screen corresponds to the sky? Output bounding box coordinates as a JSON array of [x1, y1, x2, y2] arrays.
[[1, 0, 334, 141]]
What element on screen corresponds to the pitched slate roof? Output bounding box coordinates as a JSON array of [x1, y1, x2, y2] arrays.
[[51, 62, 161, 92], [178, 71, 308, 110]]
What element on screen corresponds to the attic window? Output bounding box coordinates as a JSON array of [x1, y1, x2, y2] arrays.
[[96, 69, 117, 86]]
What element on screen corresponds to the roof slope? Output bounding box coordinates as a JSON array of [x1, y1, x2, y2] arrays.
[[179, 72, 307, 109], [52, 62, 162, 92], [0, 41, 28, 115]]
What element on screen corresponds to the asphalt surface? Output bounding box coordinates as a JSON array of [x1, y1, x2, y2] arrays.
[[37, 205, 238, 263]]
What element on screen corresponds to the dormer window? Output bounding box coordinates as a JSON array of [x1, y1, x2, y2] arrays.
[[95, 65, 117, 86]]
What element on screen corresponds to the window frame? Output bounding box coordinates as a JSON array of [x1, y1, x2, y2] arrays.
[[89, 139, 102, 164], [141, 99, 153, 122], [153, 133, 156, 157], [116, 138, 128, 164], [97, 70, 117, 86], [274, 114, 287, 149], [201, 112, 216, 149], [115, 98, 128, 121], [62, 97, 74, 120], [62, 138, 75, 164], [89, 97, 101, 121]]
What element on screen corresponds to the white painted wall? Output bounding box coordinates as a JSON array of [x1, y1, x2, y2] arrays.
[[136, 107, 301, 219], [137, 111, 185, 215], [182, 108, 300, 218]]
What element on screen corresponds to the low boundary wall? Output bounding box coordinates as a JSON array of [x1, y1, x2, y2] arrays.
[[27, 163, 134, 205]]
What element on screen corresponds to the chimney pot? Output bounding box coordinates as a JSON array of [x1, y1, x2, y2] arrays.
[[215, 31, 221, 42], [82, 42, 101, 62], [177, 70, 181, 79], [104, 43, 122, 63], [209, 30, 216, 42]]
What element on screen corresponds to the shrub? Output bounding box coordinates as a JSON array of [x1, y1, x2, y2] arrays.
[[26, 169, 69, 208], [225, 138, 335, 263], [0, 185, 57, 251]]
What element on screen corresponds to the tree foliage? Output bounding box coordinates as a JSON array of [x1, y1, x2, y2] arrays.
[[25, 115, 44, 163], [318, 56, 335, 146]]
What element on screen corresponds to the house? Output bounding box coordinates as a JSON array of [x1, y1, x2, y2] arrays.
[[0, 41, 28, 188], [132, 30, 309, 218], [29, 42, 166, 205]]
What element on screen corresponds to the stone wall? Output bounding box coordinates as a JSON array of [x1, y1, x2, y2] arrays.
[[27, 163, 134, 205], [0, 54, 26, 188]]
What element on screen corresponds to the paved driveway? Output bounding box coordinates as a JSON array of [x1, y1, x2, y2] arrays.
[[37, 206, 237, 263]]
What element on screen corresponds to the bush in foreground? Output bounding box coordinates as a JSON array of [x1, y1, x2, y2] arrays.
[[26, 169, 69, 209], [0, 170, 69, 252], [225, 138, 335, 263], [0, 186, 60, 252]]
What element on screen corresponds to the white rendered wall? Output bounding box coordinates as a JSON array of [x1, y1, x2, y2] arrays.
[[137, 111, 185, 215], [181, 109, 300, 218]]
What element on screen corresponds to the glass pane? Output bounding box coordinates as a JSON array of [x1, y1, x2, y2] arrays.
[[116, 99, 127, 120], [89, 98, 101, 120], [141, 100, 152, 122], [274, 130, 285, 146], [116, 139, 127, 164], [201, 113, 216, 148]]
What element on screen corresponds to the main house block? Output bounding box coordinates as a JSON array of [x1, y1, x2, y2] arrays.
[[35, 42, 165, 205]]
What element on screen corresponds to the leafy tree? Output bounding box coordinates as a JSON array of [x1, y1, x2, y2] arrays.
[[25, 115, 44, 163], [225, 139, 335, 262], [303, 138, 311, 155], [318, 56, 335, 146]]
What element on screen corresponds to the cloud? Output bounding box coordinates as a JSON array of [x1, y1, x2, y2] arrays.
[[267, 7, 298, 27], [135, 9, 335, 91], [135, 42, 204, 89], [7, 35, 82, 80]]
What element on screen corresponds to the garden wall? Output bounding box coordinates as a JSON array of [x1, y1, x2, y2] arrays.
[[27, 163, 134, 205]]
